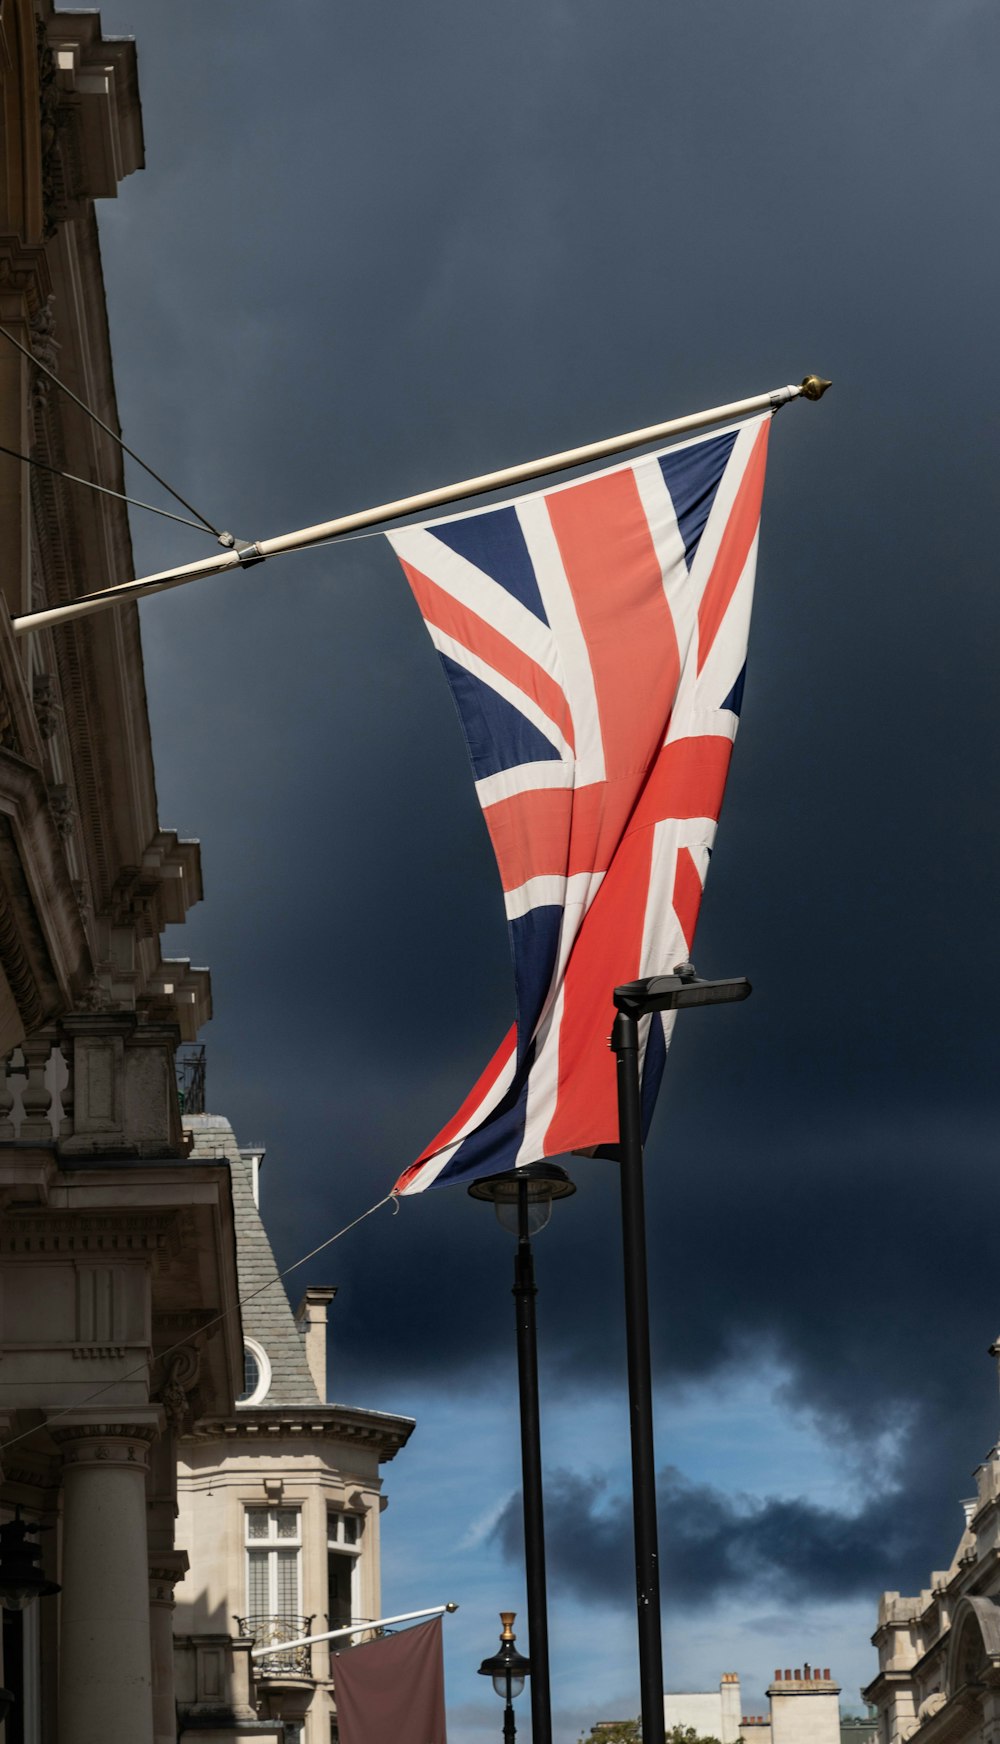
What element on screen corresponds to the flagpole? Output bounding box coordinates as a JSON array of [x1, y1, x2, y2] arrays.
[[11, 376, 830, 636], [248, 1602, 459, 1658]]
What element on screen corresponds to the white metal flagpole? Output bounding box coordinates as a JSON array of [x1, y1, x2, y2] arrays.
[[248, 1602, 459, 1658], [12, 375, 830, 637]]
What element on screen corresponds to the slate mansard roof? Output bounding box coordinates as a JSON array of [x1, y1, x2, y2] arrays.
[[184, 1112, 321, 1407]]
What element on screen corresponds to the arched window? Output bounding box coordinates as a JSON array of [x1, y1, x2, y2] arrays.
[[236, 1338, 271, 1406]]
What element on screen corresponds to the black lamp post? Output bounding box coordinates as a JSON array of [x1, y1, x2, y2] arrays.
[[611, 964, 751, 1744], [478, 1611, 531, 1744], [469, 1162, 575, 1744]]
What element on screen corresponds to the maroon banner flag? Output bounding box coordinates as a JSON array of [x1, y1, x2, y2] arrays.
[[333, 1616, 447, 1744]]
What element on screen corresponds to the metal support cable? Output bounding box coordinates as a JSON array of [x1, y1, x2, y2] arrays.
[[0, 320, 231, 544], [0, 439, 218, 533]]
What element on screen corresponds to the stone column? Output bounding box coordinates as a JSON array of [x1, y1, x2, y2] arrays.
[[52, 1411, 162, 1744], [149, 1555, 187, 1744]]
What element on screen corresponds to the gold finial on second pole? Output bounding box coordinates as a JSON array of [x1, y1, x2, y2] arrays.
[[800, 375, 832, 400]]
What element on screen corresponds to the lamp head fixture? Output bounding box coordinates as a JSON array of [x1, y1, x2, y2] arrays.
[[478, 1611, 532, 1701], [468, 1161, 576, 1236]]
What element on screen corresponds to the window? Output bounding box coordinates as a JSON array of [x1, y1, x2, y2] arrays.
[[236, 1338, 271, 1406], [245, 1507, 301, 1621], [328, 1512, 363, 1635]]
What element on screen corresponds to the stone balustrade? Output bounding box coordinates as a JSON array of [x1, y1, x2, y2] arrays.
[[0, 1016, 187, 1157], [0, 1034, 71, 1143]]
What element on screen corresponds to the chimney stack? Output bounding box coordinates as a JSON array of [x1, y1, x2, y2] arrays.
[[295, 1286, 337, 1401]]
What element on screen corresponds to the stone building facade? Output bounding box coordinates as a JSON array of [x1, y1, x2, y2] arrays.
[[0, 7, 242, 1741], [175, 1116, 414, 1744], [863, 1415, 1000, 1744], [0, 12, 415, 1743]]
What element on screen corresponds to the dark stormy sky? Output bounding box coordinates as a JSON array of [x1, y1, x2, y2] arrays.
[[91, 1, 999, 1736]]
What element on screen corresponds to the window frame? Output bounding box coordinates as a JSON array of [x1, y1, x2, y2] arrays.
[[327, 1511, 364, 1631], [244, 1505, 302, 1619]]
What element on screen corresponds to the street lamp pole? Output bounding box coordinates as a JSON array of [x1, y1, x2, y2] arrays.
[[469, 1164, 575, 1744], [610, 966, 751, 1744], [512, 1177, 551, 1744]]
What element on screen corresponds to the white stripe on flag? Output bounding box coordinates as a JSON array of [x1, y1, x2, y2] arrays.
[[475, 760, 575, 810], [390, 526, 557, 674], [503, 869, 604, 921], [427, 627, 574, 761], [515, 495, 607, 786]]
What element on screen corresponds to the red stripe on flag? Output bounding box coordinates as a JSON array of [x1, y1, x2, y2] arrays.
[[627, 736, 734, 833], [546, 470, 680, 786], [697, 420, 769, 674], [671, 844, 704, 952], [542, 825, 655, 1155], [401, 560, 575, 751], [484, 787, 574, 892]]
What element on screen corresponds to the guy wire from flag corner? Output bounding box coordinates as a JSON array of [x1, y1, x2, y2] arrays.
[[389, 406, 783, 1196]]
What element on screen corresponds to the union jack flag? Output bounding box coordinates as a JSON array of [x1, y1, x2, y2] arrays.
[[389, 413, 771, 1193]]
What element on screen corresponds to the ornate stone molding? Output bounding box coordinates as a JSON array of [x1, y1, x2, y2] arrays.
[[0, 1209, 181, 1256], [192, 1404, 414, 1459], [149, 1550, 189, 1606], [35, 19, 63, 238], [52, 1420, 159, 1471]]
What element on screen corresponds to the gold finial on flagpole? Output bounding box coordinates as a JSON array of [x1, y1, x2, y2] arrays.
[[800, 375, 832, 400]]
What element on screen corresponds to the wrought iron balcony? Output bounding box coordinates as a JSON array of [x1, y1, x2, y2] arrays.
[[235, 1614, 314, 1678]]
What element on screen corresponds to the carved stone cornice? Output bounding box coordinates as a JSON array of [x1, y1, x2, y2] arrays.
[[190, 1404, 415, 1460], [0, 1207, 182, 1258]]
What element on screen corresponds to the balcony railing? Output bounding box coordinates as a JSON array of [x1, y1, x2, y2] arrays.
[[235, 1614, 314, 1678]]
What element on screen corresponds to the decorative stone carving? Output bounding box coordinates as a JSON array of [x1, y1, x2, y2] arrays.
[[32, 671, 61, 740], [78, 973, 112, 1012], [47, 783, 74, 840], [28, 294, 59, 402], [160, 1346, 200, 1433]]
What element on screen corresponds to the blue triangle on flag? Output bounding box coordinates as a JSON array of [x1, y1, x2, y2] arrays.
[[439, 655, 563, 779], [431, 506, 550, 625], [721, 661, 747, 717], [658, 429, 738, 570]]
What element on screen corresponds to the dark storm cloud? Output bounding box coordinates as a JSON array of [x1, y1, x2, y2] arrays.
[[493, 1460, 925, 1607], [90, 0, 1000, 1626]]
